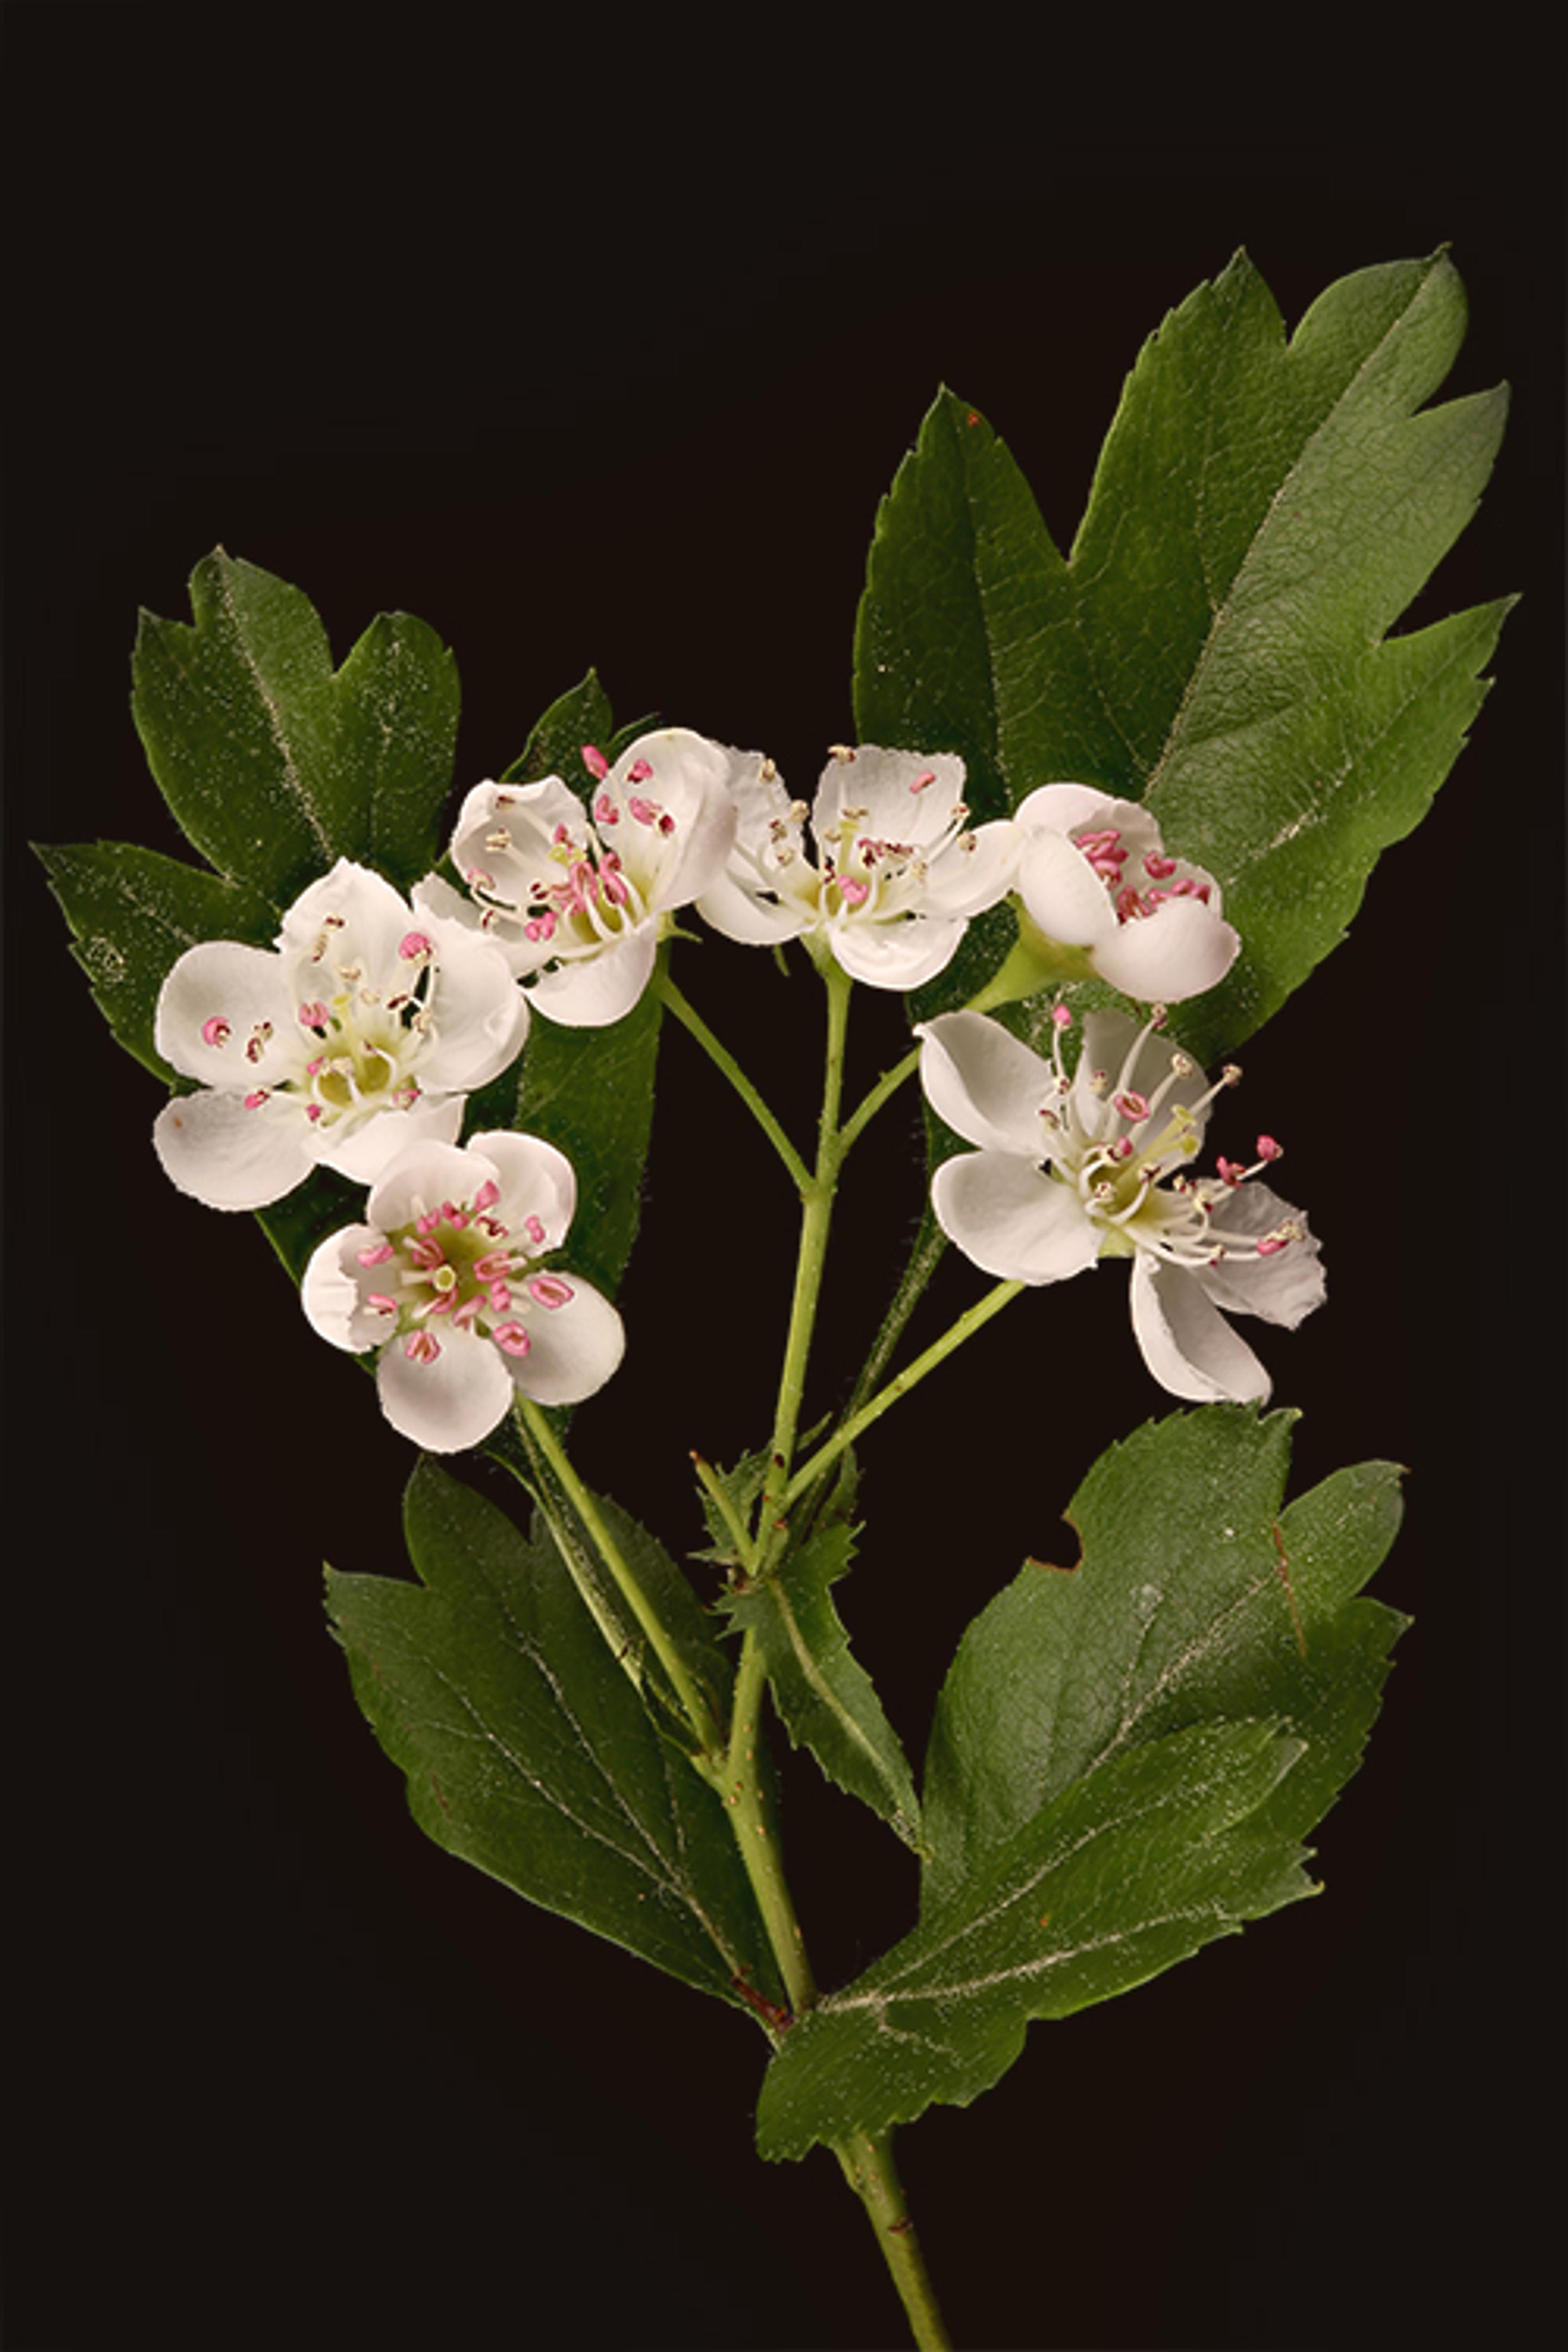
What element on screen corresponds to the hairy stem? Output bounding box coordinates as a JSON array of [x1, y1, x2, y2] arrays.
[[836, 2132, 953, 2351]]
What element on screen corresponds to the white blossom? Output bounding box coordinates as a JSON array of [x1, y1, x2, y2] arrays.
[[416, 728, 740, 1026], [302, 1132, 624, 1451], [697, 744, 1018, 989], [918, 1004, 1323, 1403], [153, 860, 529, 1211], [1013, 783, 1238, 1003]]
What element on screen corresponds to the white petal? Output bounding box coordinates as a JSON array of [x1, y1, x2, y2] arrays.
[[419, 921, 531, 1089], [301, 1226, 390, 1350], [817, 748, 967, 852], [601, 730, 740, 907], [450, 776, 588, 903], [696, 866, 810, 946], [918, 1012, 1055, 1155], [377, 1327, 514, 1451], [1014, 782, 1117, 835], [278, 859, 415, 982], [526, 931, 658, 1026], [932, 1152, 1101, 1284], [467, 1131, 578, 1252], [317, 1093, 465, 1185], [507, 1277, 626, 1407], [365, 1139, 497, 1234], [829, 913, 966, 990], [1201, 1184, 1325, 1326], [155, 940, 298, 1084], [1014, 828, 1117, 948], [916, 820, 1020, 917], [1129, 1255, 1271, 1404], [152, 1089, 311, 1210], [1090, 896, 1240, 1004]]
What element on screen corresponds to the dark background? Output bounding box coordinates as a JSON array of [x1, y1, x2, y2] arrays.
[[6, 14, 1561, 2349]]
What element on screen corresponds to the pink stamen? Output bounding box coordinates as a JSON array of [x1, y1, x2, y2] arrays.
[[1051, 1003, 1073, 1031], [529, 1275, 574, 1310], [464, 868, 494, 891], [524, 910, 557, 945], [1112, 1089, 1150, 1122], [357, 1242, 395, 1266], [836, 878, 871, 908], [627, 795, 657, 826], [305, 1103, 322, 1122], [473, 1250, 513, 1282], [1255, 1235, 1289, 1257], [581, 744, 609, 781], [627, 758, 653, 784], [594, 792, 619, 825], [297, 1000, 329, 1028], [403, 1331, 442, 1363], [488, 1282, 512, 1310], [492, 1321, 531, 1357], [1257, 1135, 1282, 1161], [909, 769, 936, 793], [472, 1180, 500, 1213], [524, 1215, 546, 1245], [201, 1016, 231, 1048], [368, 1293, 397, 1316], [451, 1295, 484, 1328], [1143, 853, 1177, 880], [408, 1235, 445, 1269], [1216, 1157, 1246, 1187], [243, 1089, 268, 1110], [398, 932, 434, 961]]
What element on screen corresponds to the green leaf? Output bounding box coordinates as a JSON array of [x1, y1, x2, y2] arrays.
[[854, 253, 1509, 1060], [35, 839, 277, 1079], [922, 1408, 1404, 1909], [757, 1718, 1308, 2158], [131, 548, 460, 904], [327, 1459, 781, 2011], [756, 1407, 1405, 2157], [725, 1525, 923, 1852], [500, 669, 615, 789]]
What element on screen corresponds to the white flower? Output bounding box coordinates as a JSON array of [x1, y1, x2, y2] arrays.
[[696, 744, 1018, 990], [154, 859, 530, 1211], [302, 1131, 625, 1451], [416, 727, 740, 1026], [917, 1004, 1323, 1404], [1013, 783, 1239, 1003]]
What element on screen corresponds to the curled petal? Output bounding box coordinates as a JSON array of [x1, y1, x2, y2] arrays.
[[505, 1278, 626, 1407], [1200, 1183, 1325, 1327], [932, 1152, 1101, 1284], [915, 819, 1019, 918], [917, 1012, 1055, 1156], [301, 1226, 391, 1350], [416, 919, 530, 1089], [1090, 893, 1240, 1004], [377, 1326, 514, 1451], [1014, 826, 1119, 948], [1129, 1255, 1272, 1405], [696, 865, 810, 946], [600, 729, 740, 906], [152, 1088, 310, 1210], [278, 859, 418, 982]]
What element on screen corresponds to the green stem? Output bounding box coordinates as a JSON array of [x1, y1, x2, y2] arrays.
[[653, 969, 811, 1193], [786, 1277, 1025, 1510], [724, 1636, 816, 2018], [835, 2132, 953, 2351], [514, 1397, 724, 1763], [838, 1042, 920, 1158]]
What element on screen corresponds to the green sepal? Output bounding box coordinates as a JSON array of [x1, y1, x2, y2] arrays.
[[326, 1459, 783, 2012]]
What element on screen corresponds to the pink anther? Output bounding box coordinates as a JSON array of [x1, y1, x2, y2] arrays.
[[442, 1201, 470, 1229], [1051, 1003, 1073, 1030], [627, 795, 657, 826], [627, 758, 653, 784], [472, 1180, 500, 1213], [529, 1275, 575, 1310], [408, 1235, 445, 1269], [1257, 1135, 1282, 1161], [398, 932, 434, 961], [201, 1016, 231, 1048], [524, 910, 557, 945], [1256, 1235, 1289, 1257], [244, 1089, 269, 1110], [297, 1000, 329, 1028], [909, 769, 936, 794], [1143, 853, 1177, 879], [492, 1321, 531, 1357], [836, 878, 871, 908], [368, 1294, 397, 1316], [594, 792, 620, 825], [1112, 1089, 1150, 1121], [473, 1250, 513, 1282], [1216, 1157, 1246, 1187], [358, 1241, 395, 1266], [524, 1214, 546, 1245], [580, 744, 610, 781], [403, 1331, 442, 1363]]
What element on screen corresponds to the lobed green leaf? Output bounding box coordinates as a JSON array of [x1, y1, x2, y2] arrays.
[[327, 1460, 780, 2011]]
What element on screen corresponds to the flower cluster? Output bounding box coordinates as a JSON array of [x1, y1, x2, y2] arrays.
[[918, 1004, 1322, 1403], [151, 720, 1275, 1449]]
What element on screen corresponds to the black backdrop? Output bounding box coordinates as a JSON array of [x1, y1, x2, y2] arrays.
[[7, 17, 1562, 2350]]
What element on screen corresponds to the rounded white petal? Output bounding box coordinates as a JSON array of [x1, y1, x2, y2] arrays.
[[1200, 1184, 1325, 1327], [829, 912, 966, 991], [419, 922, 531, 1089], [1090, 896, 1240, 1004], [317, 1092, 465, 1185], [816, 748, 967, 852], [155, 941, 299, 1084], [278, 859, 414, 981], [526, 931, 659, 1027], [1014, 782, 1117, 835], [932, 1152, 1101, 1284], [1014, 827, 1118, 948], [366, 1139, 498, 1233], [918, 1012, 1055, 1156], [377, 1326, 514, 1452], [1129, 1255, 1271, 1404], [916, 820, 1020, 918], [507, 1277, 626, 1407], [467, 1130, 578, 1252], [451, 776, 587, 899], [152, 1089, 311, 1210], [696, 866, 811, 946], [602, 729, 740, 906], [301, 1225, 390, 1350]]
